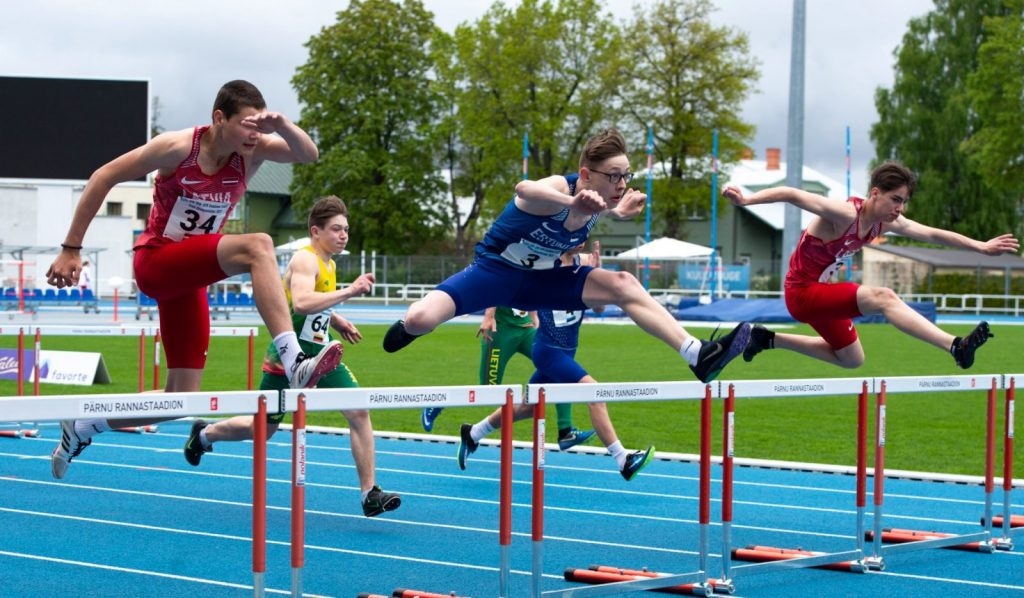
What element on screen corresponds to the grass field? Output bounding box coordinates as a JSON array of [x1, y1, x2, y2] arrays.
[[2, 319, 1020, 477]]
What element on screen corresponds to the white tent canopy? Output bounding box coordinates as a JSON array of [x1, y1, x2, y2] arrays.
[[611, 237, 713, 260]]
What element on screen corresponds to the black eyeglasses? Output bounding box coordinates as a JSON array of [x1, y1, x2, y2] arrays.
[[590, 168, 634, 184]]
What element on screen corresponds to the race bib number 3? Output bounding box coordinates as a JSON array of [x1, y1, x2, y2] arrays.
[[163, 196, 231, 241], [500, 240, 560, 270]]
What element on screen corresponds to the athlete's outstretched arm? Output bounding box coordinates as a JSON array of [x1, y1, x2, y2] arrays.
[[723, 184, 848, 223], [889, 218, 1020, 255]]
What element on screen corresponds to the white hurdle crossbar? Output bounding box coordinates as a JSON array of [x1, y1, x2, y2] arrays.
[[0, 389, 266, 423], [282, 384, 521, 598]]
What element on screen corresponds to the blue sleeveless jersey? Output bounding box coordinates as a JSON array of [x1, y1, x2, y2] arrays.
[[475, 173, 599, 271]]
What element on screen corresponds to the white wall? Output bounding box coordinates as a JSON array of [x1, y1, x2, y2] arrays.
[[0, 180, 149, 297]]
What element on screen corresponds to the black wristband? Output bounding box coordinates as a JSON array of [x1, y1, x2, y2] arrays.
[[60, 243, 83, 250]]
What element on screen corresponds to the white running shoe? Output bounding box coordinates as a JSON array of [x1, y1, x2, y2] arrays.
[[51, 420, 92, 480], [288, 341, 343, 388]]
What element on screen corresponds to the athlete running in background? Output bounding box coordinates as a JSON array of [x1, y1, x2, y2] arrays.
[[183, 196, 400, 517], [419, 305, 595, 451]]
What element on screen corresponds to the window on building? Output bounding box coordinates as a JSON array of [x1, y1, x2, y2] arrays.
[[106, 202, 123, 216], [136, 202, 151, 221]]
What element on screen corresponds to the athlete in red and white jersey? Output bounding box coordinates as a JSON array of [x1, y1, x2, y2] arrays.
[[724, 160, 1018, 370], [137, 125, 247, 248], [784, 196, 882, 288], [44, 80, 342, 480]]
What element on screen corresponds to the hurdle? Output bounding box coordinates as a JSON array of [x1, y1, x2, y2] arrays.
[[865, 374, 1018, 564], [282, 384, 521, 598], [0, 324, 258, 394], [993, 374, 1019, 549], [719, 377, 874, 589], [531, 380, 714, 597], [0, 389, 274, 597]]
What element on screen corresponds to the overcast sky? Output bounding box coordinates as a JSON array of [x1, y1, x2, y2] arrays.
[[5, 0, 934, 194]]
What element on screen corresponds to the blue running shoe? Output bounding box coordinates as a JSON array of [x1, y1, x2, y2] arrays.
[[690, 322, 751, 383], [557, 427, 595, 450], [421, 407, 444, 432], [457, 423, 478, 471], [621, 446, 655, 481]]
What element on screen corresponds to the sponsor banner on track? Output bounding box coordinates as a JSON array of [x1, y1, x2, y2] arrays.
[[32, 350, 112, 386]]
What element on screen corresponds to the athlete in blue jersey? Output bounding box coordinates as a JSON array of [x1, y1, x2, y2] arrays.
[[384, 127, 750, 383], [458, 243, 654, 480]]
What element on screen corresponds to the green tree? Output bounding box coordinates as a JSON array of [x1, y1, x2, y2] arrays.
[[619, 0, 758, 240], [444, 0, 628, 235], [431, 29, 485, 256], [871, 0, 1018, 241], [290, 0, 449, 254], [963, 1, 1024, 219]]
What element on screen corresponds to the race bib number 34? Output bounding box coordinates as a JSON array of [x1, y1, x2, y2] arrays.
[[163, 196, 232, 241]]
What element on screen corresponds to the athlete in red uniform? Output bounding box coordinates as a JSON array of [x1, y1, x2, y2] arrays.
[[44, 80, 341, 479], [723, 160, 1019, 370]]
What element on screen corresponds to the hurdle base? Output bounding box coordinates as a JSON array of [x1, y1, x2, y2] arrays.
[[392, 589, 463, 598], [0, 428, 40, 438], [708, 577, 735, 595], [860, 555, 885, 571], [866, 529, 995, 553], [567, 566, 713, 596], [982, 515, 1024, 529], [730, 546, 867, 574]]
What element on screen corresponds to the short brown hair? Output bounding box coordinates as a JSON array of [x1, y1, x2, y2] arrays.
[[579, 128, 628, 170], [308, 195, 349, 230], [212, 80, 267, 119], [870, 160, 917, 197]]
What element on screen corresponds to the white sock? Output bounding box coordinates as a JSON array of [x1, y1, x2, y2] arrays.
[[361, 488, 370, 502], [199, 427, 212, 450], [471, 419, 496, 443], [273, 331, 301, 373], [679, 335, 701, 366], [75, 418, 110, 439], [607, 440, 627, 469]]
